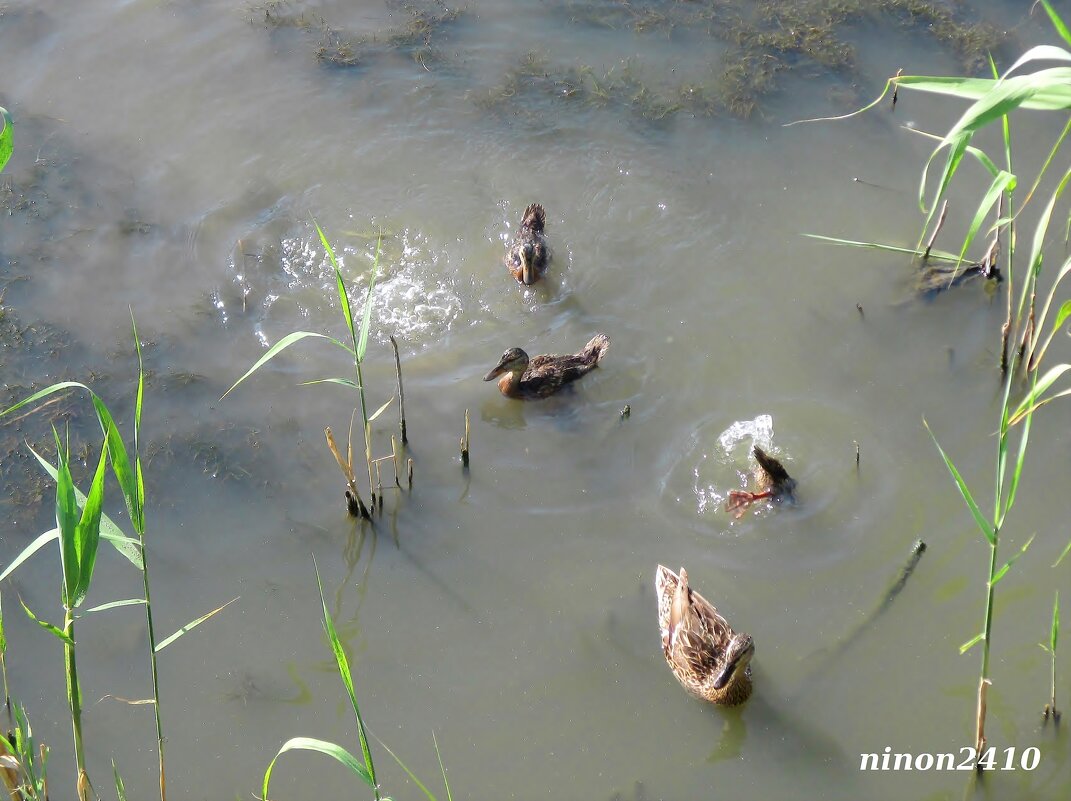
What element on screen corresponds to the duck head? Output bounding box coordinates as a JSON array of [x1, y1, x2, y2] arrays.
[[483, 347, 530, 381]]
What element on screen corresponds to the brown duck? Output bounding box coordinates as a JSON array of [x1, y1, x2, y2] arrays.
[[505, 203, 549, 286], [726, 446, 796, 518], [656, 565, 754, 706], [483, 333, 610, 399]]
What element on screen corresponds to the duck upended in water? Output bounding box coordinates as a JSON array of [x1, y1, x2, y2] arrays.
[[656, 565, 754, 706], [726, 446, 796, 518], [505, 203, 550, 286], [483, 333, 610, 399]]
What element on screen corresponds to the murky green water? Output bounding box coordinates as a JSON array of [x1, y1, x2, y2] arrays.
[[2, 1, 1069, 799]]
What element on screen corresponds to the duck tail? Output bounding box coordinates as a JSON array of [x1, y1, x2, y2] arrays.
[[521, 203, 546, 233], [582, 332, 611, 365]]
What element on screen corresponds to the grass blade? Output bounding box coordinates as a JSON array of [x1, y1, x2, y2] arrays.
[[262, 736, 373, 799], [0, 529, 59, 583], [433, 731, 452, 801], [1052, 592, 1060, 653], [371, 732, 437, 801], [924, 420, 995, 544], [299, 377, 361, 390], [803, 234, 960, 262], [0, 107, 11, 174], [356, 236, 383, 363], [19, 599, 73, 646], [1055, 536, 1071, 568], [960, 632, 985, 654], [1040, 0, 1071, 48], [314, 560, 378, 798], [153, 597, 238, 652], [220, 331, 354, 400], [27, 445, 143, 569], [84, 599, 147, 613], [71, 440, 108, 608], [990, 535, 1034, 586], [367, 396, 394, 423]]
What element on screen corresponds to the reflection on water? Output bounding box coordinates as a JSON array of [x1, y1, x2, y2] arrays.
[[1, 1, 1069, 800]]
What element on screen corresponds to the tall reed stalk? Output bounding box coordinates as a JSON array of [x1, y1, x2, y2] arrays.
[[223, 223, 397, 517], [0, 316, 232, 800], [801, 0, 1071, 759]]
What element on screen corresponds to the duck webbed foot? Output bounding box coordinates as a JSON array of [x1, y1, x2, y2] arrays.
[[725, 489, 774, 518]]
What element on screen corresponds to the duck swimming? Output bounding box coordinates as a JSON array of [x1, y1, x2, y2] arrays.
[[656, 565, 754, 706], [505, 203, 549, 286], [483, 333, 610, 399], [726, 446, 796, 518]]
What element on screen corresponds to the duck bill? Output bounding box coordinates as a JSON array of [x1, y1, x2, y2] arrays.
[[483, 361, 508, 381], [520, 249, 532, 285]]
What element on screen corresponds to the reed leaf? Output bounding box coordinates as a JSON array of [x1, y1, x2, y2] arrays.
[[262, 736, 374, 799], [300, 377, 361, 390], [989, 535, 1034, 587], [153, 597, 238, 652], [220, 331, 355, 400], [1052, 592, 1060, 653], [367, 396, 394, 423], [960, 632, 985, 654], [84, 599, 147, 613], [803, 234, 960, 261], [433, 731, 452, 801], [950, 170, 1015, 278], [70, 440, 108, 608], [1039, 0, 1071, 48], [1010, 363, 1071, 420], [0, 529, 59, 584], [19, 600, 72, 646], [27, 445, 143, 569], [53, 429, 81, 603], [924, 421, 994, 543], [371, 733, 437, 801], [314, 561, 378, 798], [0, 107, 11, 174], [356, 237, 383, 364], [1055, 536, 1071, 568]]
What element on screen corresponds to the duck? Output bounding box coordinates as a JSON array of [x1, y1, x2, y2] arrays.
[[726, 445, 796, 518], [655, 565, 754, 706], [483, 333, 610, 399], [505, 203, 550, 286]]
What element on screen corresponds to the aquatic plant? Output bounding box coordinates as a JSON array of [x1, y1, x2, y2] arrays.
[[0, 107, 11, 174], [263, 563, 452, 801], [0, 319, 233, 801], [0, 696, 51, 801], [801, 0, 1071, 763], [223, 223, 404, 518]]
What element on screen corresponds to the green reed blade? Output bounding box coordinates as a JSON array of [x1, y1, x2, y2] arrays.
[[367, 396, 394, 423], [299, 377, 361, 390], [54, 429, 80, 603], [947, 170, 1015, 284], [1052, 592, 1060, 653], [960, 632, 985, 654], [356, 236, 383, 364], [433, 731, 452, 801], [84, 599, 147, 613], [153, 597, 237, 652], [925, 421, 994, 544], [262, 736, 374, 800], [803, 234, 960, 261], [0, 107, 11, 174], [19, 599, 72, 646], [316, 221, 358, 348], [220, 331, 355, 400], [0, 529, 59, 584], [1040, 0, 1071, 48], [314, 560, 378, 798], [113, 760, 127, 801], [370, 733, 437, 801], [990, 535, 1034, 586], [27, 445, 142, 569], [1055, 536, 1071, 568], [1011, 364, 1071, 420], [70, 440, 108, 608]]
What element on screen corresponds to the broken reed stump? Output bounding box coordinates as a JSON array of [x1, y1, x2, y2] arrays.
[[407, 457, 414, 489], [389, 335, 408, 445], [326, 426, 370, 518], [460, 408, 470, 467]]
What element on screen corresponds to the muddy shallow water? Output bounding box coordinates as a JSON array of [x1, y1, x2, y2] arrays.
[[1, 1, 1070, 800]]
